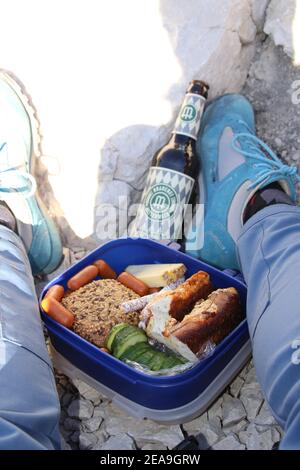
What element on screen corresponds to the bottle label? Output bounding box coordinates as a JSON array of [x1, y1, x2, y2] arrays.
[[172, 93, 206, 140], [130, 167, 195, 240]]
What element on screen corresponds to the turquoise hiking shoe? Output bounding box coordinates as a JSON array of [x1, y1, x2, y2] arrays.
[[185, 94, 300, 270], [0, 70, 62, 275]]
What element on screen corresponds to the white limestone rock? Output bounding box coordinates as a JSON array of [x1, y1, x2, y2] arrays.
[[183, 412, 222, 448], [92, 430, 108, 449], [83, 411, 103, 433], [239, 424, 275, 450], [222, 394, 247, 427], [196, 416, 225, 449], [270, 427, 282, 444], [254, 400, 277, 426], [161, 0, 257, 95], [71, 379, 103, 405], [240, 386, 264, 421], [251, 41, 279, 82], [182, 412, 209, 435], [212, 434, 246, 450], [74, 250, 88, 260], [44, 247, 72, 282], [250, 0, 271, 31], [230, 375, 245, 398], [223, 419, 248, 436], [97, 434, 136, 451], [110, 419, 184, 449], [264, 0, 297, 58], [133, 425, 184, 449], [103, 412, 184, 449], [67, 399, 94, 420], [79, 432, 98, 450], [208, 396, 224, 421], [244, 364, 258, 385], [142, 443, 168, 451], [238, 363, 249, 380]]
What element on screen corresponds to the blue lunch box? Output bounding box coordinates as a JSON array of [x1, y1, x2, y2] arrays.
[[40, 238, 251, 424]]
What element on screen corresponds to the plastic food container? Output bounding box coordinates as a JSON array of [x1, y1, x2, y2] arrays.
[[40, 238, 251, 425]]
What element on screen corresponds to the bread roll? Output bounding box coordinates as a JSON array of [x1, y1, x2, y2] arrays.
[[145, 279, 242, 361], [169, 288, 242, 355]]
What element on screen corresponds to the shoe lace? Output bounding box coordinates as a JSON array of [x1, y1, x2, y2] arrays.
[[0, 142, 36, 196], [231, 122, 300, 198]]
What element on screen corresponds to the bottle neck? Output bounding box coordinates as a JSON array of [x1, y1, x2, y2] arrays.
[[171, 133, 193, 145], [172, 92, 206, 141]]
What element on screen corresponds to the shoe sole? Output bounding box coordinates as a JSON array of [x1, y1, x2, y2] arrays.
[[0, 69, 63, 275]]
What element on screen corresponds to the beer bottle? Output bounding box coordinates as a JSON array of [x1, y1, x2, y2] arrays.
[[130, 79, 209, 241]]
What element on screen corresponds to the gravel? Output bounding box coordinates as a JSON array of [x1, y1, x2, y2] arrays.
[[78, 432, 98, 450], [82, 412, 103, 433], [54, 363, 282, 450], [141, 443, 168, 451], [240, 387, 264, 421], [36, 33, 299, 451], [212, 435, 246, 451], [63, 418, 80, 432], [229, 376, 245, 398], [254, 400, 278, 426], [67, 399, 94, 420], [196, 416, 224, 449], [243, 36, 300, 202], [96, 434, 136, 451], [222, 394, 247, 427]]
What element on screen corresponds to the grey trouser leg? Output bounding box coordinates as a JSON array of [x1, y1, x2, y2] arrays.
[[238, 205, 300, 450], [0, 224, 61, 449]]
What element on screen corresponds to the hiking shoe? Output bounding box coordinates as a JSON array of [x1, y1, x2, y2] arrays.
[[0, 70, 62, 275], [185, 94, 300, 270]]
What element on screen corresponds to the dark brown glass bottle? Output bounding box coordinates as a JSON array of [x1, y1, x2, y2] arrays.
[[130, 80, 209, 241], [153, 80, 209, 176]]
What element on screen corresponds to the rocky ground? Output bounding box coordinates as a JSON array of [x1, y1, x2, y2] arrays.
[[244, 36, 300, 192], [54, 359, 281, 451], [35, 32, 300, 451]]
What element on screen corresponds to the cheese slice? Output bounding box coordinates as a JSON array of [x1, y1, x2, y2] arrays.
[[125, 263, 187, 287]]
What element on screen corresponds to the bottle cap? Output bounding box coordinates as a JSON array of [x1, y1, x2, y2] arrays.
[[191, 79, 210, 90], [189, 80, 210, 98]]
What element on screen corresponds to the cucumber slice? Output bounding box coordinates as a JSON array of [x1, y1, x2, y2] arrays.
[[135, 349, 157, 367], [160, 356, 175, 370], [113, 325, 141, 345], [113, 330, 147, 359], [120, 343, 150, 362], [170, 357, 183, 368], [177, 355, 188, 364], [111, 325, 144, 353], [161, 355, 184, 369], [106, 323, 128, 351], [148, 352, 168, 371]]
